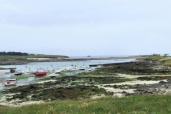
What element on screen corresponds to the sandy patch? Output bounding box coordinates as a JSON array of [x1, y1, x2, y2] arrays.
[[91, 94, 106, 99], [0, 100, 44, 107], [97, 85, 135, 97], [37, 80, 56, 84], [117, 73, 141, 79], [96, 79, 168, 97], [103, 80, 167, 86], [117, 73, 171, 80], [27, 58, 51, 61]]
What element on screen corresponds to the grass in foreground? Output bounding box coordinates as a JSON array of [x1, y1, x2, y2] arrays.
[[1, 95, 171, 114]]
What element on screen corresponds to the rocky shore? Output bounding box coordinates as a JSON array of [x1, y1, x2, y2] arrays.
[[1, 57, 171, 106]]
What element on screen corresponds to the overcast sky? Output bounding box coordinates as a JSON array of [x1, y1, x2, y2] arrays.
[[0, 0, 171, 56]]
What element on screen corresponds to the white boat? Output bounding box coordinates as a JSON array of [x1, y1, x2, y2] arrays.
[[48, 73, 59, 78], [3, 79, 17, 86]]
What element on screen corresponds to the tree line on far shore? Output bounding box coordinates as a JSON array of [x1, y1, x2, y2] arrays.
[[0, 52, 29, 56]]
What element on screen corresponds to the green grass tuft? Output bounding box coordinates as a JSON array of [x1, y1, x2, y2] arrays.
[[1, 95, 171, 114]]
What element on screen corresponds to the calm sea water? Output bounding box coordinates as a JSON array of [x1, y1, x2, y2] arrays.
[[0, 59, 134, 73], [0, 59, 134, 90]]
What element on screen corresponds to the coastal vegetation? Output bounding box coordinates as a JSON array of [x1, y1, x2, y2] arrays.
[[12, 74, 32, 80], [144, 54, 171, 67], [0, 52, 29, 56], [1, 55, 171, 113], [0, 52, 68, 65], [1, 95, 171, 114]]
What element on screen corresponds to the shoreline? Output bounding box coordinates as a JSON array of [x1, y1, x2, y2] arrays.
[[0, 56, 140, 66], [1, 55, 171, 108]]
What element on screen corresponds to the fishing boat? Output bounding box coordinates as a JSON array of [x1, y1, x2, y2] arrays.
[[48, 73, 59, 78], [34, 72, 47, 77], [14, 72, 23, 76], [9, 68, 16, 73], [3, 79, 17, 86], [55, 72, 61, 74], [79, 68, 85, 71], [55, 69, 64, 74]]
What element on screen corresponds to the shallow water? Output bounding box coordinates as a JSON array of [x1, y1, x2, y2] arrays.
[[0, 59, 134, 73], [0, 59, 134, 90]]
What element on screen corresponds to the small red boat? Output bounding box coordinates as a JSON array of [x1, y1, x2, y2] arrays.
[[34, 72, 47, 77]]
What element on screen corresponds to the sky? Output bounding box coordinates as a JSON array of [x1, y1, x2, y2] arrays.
[[0, 0, 171, 56]]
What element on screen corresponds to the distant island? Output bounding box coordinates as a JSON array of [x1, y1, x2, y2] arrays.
[[0, 51, 69, 65], [0, 52, 141, 65]]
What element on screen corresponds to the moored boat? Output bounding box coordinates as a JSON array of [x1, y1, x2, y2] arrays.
[[14, 72, 23, 76], [34, 72, 47, 77], [2, 79, 17, 86], [55, 72, 61, 74]]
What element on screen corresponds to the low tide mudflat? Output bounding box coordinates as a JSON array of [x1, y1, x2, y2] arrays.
[[1, 55, 171, 113]]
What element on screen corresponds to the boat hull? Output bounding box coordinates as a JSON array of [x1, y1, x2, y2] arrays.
[[34, 72, 47, 77]]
